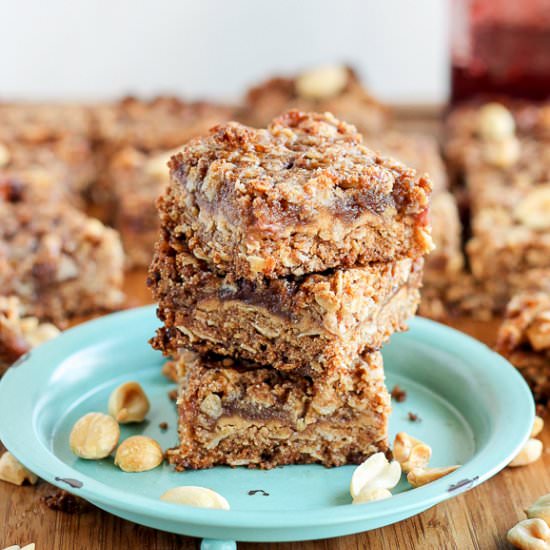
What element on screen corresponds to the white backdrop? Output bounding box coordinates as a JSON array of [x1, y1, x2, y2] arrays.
[[1, 0, 449, 104]]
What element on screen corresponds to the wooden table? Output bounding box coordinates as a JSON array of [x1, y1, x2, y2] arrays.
[[1, 270, 548, 550]]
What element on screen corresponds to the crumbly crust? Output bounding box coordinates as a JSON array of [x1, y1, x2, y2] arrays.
[[496, 292, 550, 407], [0, 174, 124, 323], [243, 67, 388, 135], [149, 237, 422, 372], [166, 349, 390, 470], [162, 110, 433, 280]]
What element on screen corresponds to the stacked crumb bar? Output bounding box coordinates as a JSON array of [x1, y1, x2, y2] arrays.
[[241, 66, 463, 323], [148, 111, 433, 469]]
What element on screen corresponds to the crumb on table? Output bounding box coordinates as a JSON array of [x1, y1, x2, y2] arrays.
[[42, 489, 90, 514]]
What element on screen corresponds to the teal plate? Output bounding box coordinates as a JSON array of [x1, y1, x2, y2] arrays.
[[0, 306, 534, 549]]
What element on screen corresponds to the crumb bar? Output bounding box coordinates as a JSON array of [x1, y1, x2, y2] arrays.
[[0, 138, 96, 207], [0, 103, 96, 202], [417, 190, 466, 321], [496, 292, 550, 408], [465, 142, 550, 300], [107, 147, 172, 268], [161, 110, 433, 281], [0, 174, 124, 324], [243, 65, 388, 135], [444, 102, 550, 315], [165, 349, 390, 470], [149, 237, 422, 372]]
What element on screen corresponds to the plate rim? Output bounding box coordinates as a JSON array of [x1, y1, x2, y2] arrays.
[[0, 305, 534, 532]]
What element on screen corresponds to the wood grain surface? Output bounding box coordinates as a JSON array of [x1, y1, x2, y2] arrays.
[[1, 270, 548, 550]]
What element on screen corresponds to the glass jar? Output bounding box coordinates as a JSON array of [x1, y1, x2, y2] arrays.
[[451, 0, 550, 103]]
